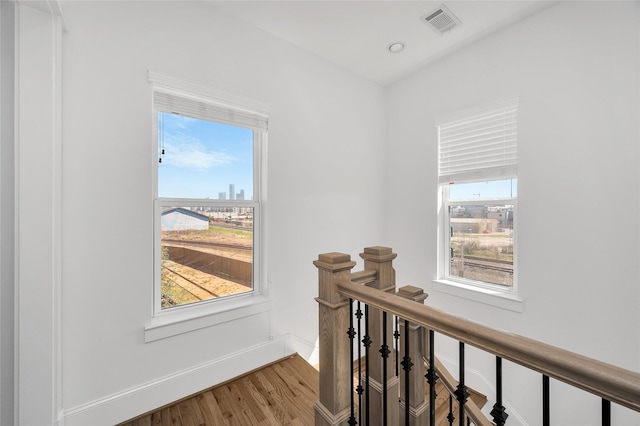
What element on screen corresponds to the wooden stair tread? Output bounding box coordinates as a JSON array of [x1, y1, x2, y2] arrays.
[[352, 357, 489, 425]]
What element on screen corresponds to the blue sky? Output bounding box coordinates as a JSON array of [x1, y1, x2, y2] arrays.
[[158, 113, 253, 199], [156, 112, 514, 203], [449, 178, 517, 201]]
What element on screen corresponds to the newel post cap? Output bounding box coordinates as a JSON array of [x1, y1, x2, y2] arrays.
[[360, 246, 397, 262], [313, 252, 357, 272], [397, 285, 429, 304]]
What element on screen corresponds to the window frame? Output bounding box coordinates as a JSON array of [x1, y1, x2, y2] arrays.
[[440, 182, 518, 293], [434, 98, 523, 311], [146, 71, 271, 340]]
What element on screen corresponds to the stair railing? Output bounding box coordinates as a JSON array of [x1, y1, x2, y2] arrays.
[[314, 247, 640, 426]]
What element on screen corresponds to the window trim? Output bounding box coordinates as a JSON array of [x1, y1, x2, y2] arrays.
[[435, 98, 521, 308], [441, 183, 518, 283], [152, 197, 261, 315], [146, 71, 270, 340], [436, 183, 522, 312], [432, 279, 524, 312]]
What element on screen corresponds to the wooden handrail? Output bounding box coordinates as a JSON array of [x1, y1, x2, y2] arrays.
[[337, 279, 640, 413], [351, 269, 377, 285]]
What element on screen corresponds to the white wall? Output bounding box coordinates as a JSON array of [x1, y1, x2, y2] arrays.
[[0, 1, 15, 425], [385, 2, 640, 425], [16, 1, 640, 425], [35, 1, 385, 424]]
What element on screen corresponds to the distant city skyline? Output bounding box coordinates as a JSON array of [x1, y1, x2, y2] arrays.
[[158, 113, 253, 199], [218, 185, 247, 201]]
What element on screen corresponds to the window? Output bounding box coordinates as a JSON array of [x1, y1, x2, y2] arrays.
[[151, 75, 268, 316], [437, 98, 518, 293]]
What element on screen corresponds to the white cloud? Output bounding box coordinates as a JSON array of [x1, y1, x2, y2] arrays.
[[162, 136, 234, 170]]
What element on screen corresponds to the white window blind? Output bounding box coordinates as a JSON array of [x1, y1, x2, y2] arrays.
[[437, 98, 518, 184], [154, 91, 268, 132], [149, 70, 269, 132]]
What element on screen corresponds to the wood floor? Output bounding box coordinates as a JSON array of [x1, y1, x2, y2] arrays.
[[119, 354, 318, 426], [119, 354, 487, 426]]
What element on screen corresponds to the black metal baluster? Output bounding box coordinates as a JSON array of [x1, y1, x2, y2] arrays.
[[347, 299, 357, 425], [425, 330, 438, 426], [454, 342, 470, 426], [491, 356, 508, 425], [363, 305, 371, 426], [394, 316, 400, 377], [447, 394, 455, 425], [400, 319, 413, 426], [356, 302, 364, 426], [380, 312, 390, 426], [602, 399, 611, 426], [543, 375, 550, 426]]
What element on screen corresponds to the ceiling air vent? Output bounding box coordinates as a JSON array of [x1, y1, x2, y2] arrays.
[[421, 4, 462, 34]]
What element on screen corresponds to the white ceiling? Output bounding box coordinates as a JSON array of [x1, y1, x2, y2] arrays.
[[212, 1, 555, 86]]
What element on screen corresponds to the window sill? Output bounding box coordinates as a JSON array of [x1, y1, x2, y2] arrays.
[[432, 279, 524, 313], [145, 293, 272, 342]]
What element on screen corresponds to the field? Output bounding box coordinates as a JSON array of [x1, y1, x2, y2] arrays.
[[450, 231, 513, 286], [161, 224, 253, 308]]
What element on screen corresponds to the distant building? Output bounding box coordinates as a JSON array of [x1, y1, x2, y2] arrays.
[[237, 189, 245, 200], [451, 218, 499, 234], [487, 210, 513, 228], [161, 207, 209, 231], [229, 184, 235, 200], [450, 205, 487, 218], [218, 192, 226, 200]]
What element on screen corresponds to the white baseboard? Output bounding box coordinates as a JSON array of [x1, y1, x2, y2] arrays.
[[284, 333, 319, 366], [61, 334, 528, 426], [62, 337, 290, 426]]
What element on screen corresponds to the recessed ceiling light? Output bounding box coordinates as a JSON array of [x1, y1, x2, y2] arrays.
[[388, 42, 405, 53]]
